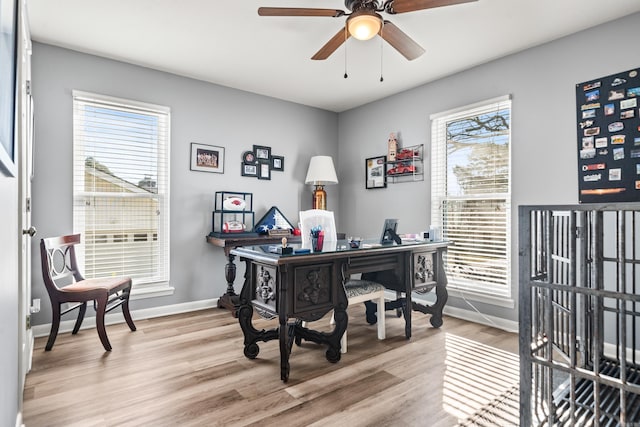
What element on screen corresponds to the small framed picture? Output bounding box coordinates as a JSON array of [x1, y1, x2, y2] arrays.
[[253, 145, 271, 161], [242, 151, 256, 164], [258, 161, 271, 180], [608, 89, 625, 101], [271, 155, 284, 171], [365, 155, 386, 189], [191, 143, 225, 173], [241, 163, 257, 177]]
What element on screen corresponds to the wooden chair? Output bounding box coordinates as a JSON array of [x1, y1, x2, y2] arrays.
[[331, 279, 386, 353], [40, 234, 136, 351]]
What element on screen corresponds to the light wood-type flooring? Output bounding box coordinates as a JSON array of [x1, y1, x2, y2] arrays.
[[23, 305, 520, 427]]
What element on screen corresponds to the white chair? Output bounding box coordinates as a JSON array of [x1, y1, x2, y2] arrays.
[[299, 209, 338, 250], [331, 279, 386, 353], [298, 209, 386, 352]]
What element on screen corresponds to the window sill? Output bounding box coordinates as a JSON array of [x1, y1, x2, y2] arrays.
[[130, 282, 174, 300]]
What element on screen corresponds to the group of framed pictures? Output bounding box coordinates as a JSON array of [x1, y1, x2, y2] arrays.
[[189, 143, 285, 181], [241, 145, 284, 180]]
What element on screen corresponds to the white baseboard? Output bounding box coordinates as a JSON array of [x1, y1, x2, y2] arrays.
[[603, 341, 640, 364], [441, 304, 519, 333], [27, 330, 33, 372], [32, 298, 219, 338]]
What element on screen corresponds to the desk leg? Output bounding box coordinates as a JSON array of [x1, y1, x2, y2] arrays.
[[404, 290, 412, 339], [412, 250, 449, 328], [238, 302, 279, 360], [294, 308, 345, 363], [326, 304, 346, 362], [217, 253, 240, 317], [412, 283, 448, 328], [279, 313, 291, 382]]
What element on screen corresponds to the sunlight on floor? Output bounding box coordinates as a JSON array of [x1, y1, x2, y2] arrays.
[[442, 333, 519, 425]]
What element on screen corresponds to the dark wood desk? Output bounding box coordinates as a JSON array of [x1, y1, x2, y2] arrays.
[[206, 233, 301, 316], [231, 240, 448, 381]]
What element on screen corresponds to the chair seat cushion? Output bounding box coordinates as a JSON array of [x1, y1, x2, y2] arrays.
[[344, 279, 385, 298], [61, 277, 131, 293]]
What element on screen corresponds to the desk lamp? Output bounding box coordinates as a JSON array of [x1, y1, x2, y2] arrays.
[[305, 156, 338, 210]]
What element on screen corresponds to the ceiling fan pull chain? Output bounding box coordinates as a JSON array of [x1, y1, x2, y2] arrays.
[[379, 26, 384, 82], [344, 25, 348, 79]]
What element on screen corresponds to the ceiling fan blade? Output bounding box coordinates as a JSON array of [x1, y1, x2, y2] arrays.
[[311, 28, 351, 60], [389, 0, 476, 14], [258, 7, 345, 17], [380, 21, 425, 60]]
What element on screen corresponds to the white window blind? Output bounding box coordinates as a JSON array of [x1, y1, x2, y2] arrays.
[[73, 91, 170, 288], [431, 96, 511, 297]]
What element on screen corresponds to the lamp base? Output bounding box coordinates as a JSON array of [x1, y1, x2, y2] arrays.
[[312, 185, 327, 210]]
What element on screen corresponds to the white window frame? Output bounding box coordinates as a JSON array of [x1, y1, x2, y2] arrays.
[[72, 90, 173, 299], [430, 95, 512, 305]]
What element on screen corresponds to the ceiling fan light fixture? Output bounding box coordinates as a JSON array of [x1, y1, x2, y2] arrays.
[[347, 11, 382, 41]]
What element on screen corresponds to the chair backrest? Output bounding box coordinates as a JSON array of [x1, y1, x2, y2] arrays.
[[299, 210, 338, 249], [40, 234, 84, 295]]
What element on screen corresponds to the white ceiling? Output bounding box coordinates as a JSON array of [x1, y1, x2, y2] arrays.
[[27, 0, 640, 112]]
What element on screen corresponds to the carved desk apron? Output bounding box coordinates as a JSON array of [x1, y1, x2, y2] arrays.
[[231, 240, 449, 382]]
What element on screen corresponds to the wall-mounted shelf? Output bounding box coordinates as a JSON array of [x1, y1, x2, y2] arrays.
[[386, 144, 424, 183]]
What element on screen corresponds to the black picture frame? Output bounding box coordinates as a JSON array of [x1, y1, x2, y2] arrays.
[[380, 218, 399, 245], [190, 142, 225, 173], [253, 145, 271, 161], [365, 155, 387, 189], [0, 0, 18, 177], [271, 155, 284, 171], [241, 163, 257, 177], [257, 160, 271, 180], [242, 150, 256, 165]]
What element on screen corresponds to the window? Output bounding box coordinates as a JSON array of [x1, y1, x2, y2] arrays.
[[431, 96, 511, 299], [73, 91, 170, 293]]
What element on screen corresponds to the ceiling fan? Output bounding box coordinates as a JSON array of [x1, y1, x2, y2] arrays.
[[258, 0, 477, 61]]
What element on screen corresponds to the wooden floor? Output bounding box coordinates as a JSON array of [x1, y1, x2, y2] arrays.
[[23, 306, 519, 427]]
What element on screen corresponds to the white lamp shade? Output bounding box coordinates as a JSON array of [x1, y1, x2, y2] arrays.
[[305, 156, 338, 185], [347, 13, 382, 41]]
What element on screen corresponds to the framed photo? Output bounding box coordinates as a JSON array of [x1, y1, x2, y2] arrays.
[[0, 0, 18, 177], [241, 163, 257, 177], [242, 150, 256, 164], [258, 161, 271, 180], [380, 218, 399, 245], [253, 145, 271, 161], [365, 155, 387, 189], [271, 155, 284, 171], [190, 143, 225, 173]]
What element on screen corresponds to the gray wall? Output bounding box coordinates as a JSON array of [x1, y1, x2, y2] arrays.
[[0, 176, 19, 427], [29, 12, 640, 330], [337, 12, 640, 322], [30, 43, 339, 326]]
